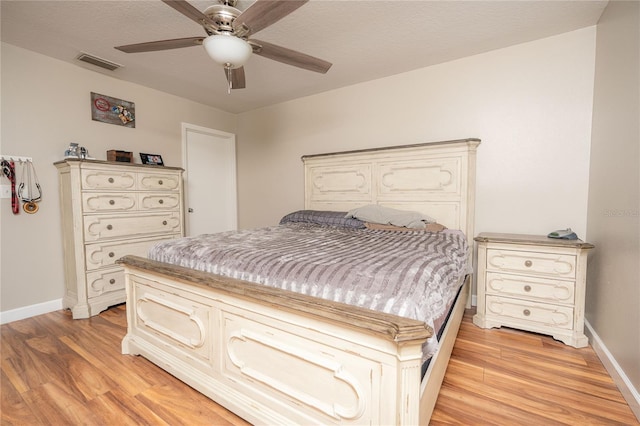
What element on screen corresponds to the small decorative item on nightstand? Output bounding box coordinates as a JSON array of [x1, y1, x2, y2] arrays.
[[472, 232, 594, 348]]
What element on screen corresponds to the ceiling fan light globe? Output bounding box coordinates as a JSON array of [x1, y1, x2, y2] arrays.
[[203, 34, 252, 69]]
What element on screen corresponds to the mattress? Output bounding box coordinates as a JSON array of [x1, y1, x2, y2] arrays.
[[148, 222, 470, 359]]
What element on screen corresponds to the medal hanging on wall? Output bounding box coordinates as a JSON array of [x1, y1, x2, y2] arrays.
[[18, 160, 42, 214]]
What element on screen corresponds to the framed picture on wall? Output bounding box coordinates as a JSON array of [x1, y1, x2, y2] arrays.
[[140, 153, 164, 166]]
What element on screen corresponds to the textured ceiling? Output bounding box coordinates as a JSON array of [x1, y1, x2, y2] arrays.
[[1, 0, 608, 113]]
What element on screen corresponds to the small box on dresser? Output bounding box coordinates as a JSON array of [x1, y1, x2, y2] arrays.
[[473, 232, 594, 348], [55, 159, 184, 319]]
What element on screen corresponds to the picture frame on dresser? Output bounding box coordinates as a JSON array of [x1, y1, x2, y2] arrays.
[[473, 232, 594, 348], [140, 153, 164, 166]]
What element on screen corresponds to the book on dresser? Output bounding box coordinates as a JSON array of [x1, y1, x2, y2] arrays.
[[54, 159, 185, 319], [473, 232, 594, 348]]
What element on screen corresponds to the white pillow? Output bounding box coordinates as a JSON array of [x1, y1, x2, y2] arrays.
[[346, 204, 435, 229]]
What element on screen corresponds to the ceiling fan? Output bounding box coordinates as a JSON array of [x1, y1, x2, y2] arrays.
[[115, 0, 332, 91]]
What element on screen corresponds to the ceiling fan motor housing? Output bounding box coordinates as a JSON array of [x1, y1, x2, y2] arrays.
[[203, 4, 247, 37]]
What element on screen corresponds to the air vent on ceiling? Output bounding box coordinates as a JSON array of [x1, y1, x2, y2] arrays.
[[76, 53, 122, 71]]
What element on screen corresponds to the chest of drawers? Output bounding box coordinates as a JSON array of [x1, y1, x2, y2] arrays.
[[472, 232, 594, 347], [55, 159, 184, 318]]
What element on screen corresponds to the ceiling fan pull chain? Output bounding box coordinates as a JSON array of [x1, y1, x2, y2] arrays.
[[226, 66, 232, 94]]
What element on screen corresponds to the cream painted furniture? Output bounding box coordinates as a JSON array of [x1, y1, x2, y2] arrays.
[[55, 159, 184, 319], [473, 233, 594, 348], [119, 138, 480, 425]]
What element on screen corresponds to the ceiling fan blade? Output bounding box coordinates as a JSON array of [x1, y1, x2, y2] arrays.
[[225, 67, 246, 89], [250, 39, 331, 74], [161, 0, 216, 26], [115, 37, 205, 53], [233, 0, 307, 35]]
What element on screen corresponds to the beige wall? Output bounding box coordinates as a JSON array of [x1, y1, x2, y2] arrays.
[[236, 27, 596, 239], [587, 0, 640, 408], [0, 43, 237, 312]]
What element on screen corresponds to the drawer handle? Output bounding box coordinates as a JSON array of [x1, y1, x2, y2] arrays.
[[158, 179, 163, 185], [524, 285, 532, 292], [162, 220, 168, 225], [108, 252, 115, 258], [523, 309, 531, 316], [109, 278, 116, 284], [106, 224, 113, 230], [109, 199, 115, 205], [108, 177, 114, 183], [158, 199, 164, 204], [524, 260, 533, 267]]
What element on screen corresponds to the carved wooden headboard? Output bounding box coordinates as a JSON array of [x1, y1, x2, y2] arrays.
[[302, 138, 480, 246]]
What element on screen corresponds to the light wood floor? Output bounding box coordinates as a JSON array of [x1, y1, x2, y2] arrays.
[[2, 305, 637, 425]]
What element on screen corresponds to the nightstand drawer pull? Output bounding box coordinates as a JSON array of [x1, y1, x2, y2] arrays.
[[109, 278, 116, 284], [524, 260, 533, 267], [108, 177, 114, 183], [523, 309, 531, 316], [524, 285, 532, 292], [108, 252, 115, 258], [106, 224, 113, 230], [158, 199, 164, 204], [109, 199, 115, 205], [162, 220, 168, 225], [158, 180, 163, 185]]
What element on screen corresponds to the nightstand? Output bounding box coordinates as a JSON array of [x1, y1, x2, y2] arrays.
[[473, 232, 594, 348]]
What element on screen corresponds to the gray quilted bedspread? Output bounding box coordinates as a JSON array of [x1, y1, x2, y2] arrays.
[[148, 223, 470, 358]]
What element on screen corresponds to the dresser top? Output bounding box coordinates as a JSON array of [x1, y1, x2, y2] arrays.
[[475, 232, 594, 249], [54, 158, 183, 172]]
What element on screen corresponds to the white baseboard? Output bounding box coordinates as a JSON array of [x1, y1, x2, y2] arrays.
[[0, 299, 63, 325], [585, 319, 640, 422]]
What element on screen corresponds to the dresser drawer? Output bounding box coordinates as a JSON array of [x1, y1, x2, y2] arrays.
[[138, 172, 181, 191], [485, 272, 575, 305], [485, 295, 574, 330], [81, 169, 136, 190], [139, 192, 181, 211], [486, 248, 576, 279], [84, 212, 181, 241], [82, 192, 137, 212], [85, 235, 179, 271], [86, 267, 125, 298]]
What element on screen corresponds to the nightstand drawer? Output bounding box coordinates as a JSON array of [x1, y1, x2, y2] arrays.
[[485, 295, 574, 330], [486, 248, 576, 279], [485, 272, 575, 304]]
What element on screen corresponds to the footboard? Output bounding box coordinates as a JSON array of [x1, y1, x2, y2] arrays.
[[119, 255, 432, 425]]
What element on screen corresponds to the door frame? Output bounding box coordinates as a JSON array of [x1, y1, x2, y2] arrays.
[[181, 122, 238, 235]]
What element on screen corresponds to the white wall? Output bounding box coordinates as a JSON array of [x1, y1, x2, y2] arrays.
[[587, 0, 640, 415], [237, 27, 596, 242], [0, 43, 237, 315]]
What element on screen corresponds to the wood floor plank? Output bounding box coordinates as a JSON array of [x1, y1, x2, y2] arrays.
[[0, 369, 38, 426], [58, 333, 156, 397], [85, 387, 169, 426], [1, 306, 637, 425], [20, 378, 103, 425], [136, 383, 251, 426]]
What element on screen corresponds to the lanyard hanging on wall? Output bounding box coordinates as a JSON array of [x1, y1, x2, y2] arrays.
[[18, 160, 42, 214], [1, 159, 20, 214]]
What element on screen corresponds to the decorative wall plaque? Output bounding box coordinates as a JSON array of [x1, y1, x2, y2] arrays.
[[91, 92, 135, 128]]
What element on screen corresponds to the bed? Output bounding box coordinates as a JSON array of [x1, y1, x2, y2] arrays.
[[119, 138, 480, 425]]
